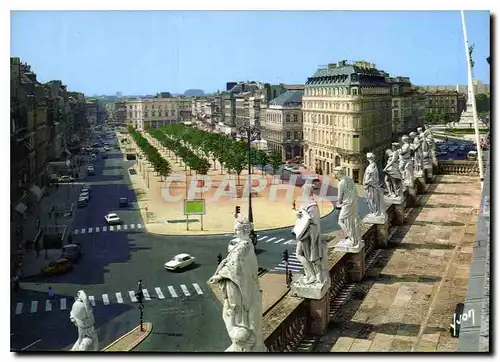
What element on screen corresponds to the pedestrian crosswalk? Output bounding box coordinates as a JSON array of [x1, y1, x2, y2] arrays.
[[13, 282, 204, 316], [73, 223, 144, 235], [270, 252, 303, 274], [226, 234, 297, 246]]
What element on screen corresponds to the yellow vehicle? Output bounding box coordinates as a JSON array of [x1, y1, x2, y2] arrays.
[[41, 259, 73, 276]]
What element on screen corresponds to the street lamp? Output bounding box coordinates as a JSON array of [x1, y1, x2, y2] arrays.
[[135, 279, 145, 332], [235, 124, 259, 247]]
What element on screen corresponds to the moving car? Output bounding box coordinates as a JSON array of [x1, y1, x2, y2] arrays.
[[119, 197, 129, 207], [61, 244, 82, 262], [41, 259, 73, 276], [104, 213, 121, 225], [164, 253, 196, 271], [58, 175, 75, 183], [79, 191, 91, 200]]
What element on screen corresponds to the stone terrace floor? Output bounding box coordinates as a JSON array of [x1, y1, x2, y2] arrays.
[[315, 174, 483, 352]]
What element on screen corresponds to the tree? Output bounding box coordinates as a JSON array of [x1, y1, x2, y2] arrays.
[[255, 150, 269, 177], [226, 141, 247, 186], [159, 160, 172, 182], [269, 150, 284, 183], [475, 93, 490, 113]]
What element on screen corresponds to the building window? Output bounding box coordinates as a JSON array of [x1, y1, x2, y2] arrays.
[[145, 112, 149, 117], [352, 88, 358, 96], [293, 114, 298, 122], [286, 115, 290, 122], [286, 131, 291, 140]]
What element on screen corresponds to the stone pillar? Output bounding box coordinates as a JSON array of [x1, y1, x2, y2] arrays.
[[345, 246, 365, 283], [416, 176, 427, 194], [308, 292, 331, 336], [406, 186, 417, 207], [375, 221, 389, 248], [394, 203, 405, 225], [424, 166, 433, 183]]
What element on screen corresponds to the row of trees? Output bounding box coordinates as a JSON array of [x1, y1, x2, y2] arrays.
[[127, 125, 172, 181], [150, 124, 284, 185]]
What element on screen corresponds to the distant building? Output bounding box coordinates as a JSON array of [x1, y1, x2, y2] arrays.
[[419, 79, 490, 97]]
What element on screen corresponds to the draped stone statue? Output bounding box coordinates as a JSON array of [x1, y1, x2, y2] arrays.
[[399, 135, 414, 187], [383, 145, 403, 201], [290, 184, 330, 299], [363, 153, 387, 224], [420, 127, 435, 168], [409, 131, 424, 177], [70, 290, 99, 351], [209, 217, 266, 352], [334, 166, 363, 251]]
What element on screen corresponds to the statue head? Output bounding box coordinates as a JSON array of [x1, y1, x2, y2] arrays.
[[385, 149, 393, 158], [366, 152, 375, 163], [333, 166, 345, 181], [391, 142, 400, 151], [417, 127, 423, 134], [300, 183, 314, 202], [234, 216, 252, 239], [409, 132, 417, 139], [401, 135, 410, 144], [70, 290, 94, 329]]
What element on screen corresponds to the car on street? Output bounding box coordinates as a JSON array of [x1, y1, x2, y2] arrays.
[[119, 197, 129, 207], [81, 184, 92, 193], [164, 253, 196, 271], [104, 146, 110, 151], [58, 175, 75, 183], [87, 166, 95, 176], [77, 197, 88, 208], [61, 244, 82, 262], [41, 259, 73, 276], [79, 191, 91, 200], [104, 213, 121, 225]]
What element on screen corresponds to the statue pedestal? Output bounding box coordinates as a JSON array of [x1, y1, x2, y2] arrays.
[[308, 292, 330, 336], [335, 240, 365, 283], [416, 175, 427, 194], [406, 186, 417, 207], [424, 166, 433, 182], [291, 278, 329, 300], [385, 195, 405, 226], [375, 220, 389, 249], [362, 213, 387, 225]]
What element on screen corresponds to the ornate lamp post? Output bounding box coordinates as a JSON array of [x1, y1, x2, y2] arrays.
[[135, 279, 145, 332]]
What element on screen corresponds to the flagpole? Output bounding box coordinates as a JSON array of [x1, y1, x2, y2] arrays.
[[460, 10, 484, 189]]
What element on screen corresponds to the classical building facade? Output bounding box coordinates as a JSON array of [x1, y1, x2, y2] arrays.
[[302, 60, 392, 183], [424, 90, 461, 123], [262, 90, 304, 160]]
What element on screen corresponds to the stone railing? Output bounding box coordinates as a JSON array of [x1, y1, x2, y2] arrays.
[[457, 151, 490, 352], [438, 160, 481, 176], [263, 169, 433, 351]]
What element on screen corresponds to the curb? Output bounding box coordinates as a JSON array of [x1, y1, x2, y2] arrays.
[[102, 322, 153, 352]]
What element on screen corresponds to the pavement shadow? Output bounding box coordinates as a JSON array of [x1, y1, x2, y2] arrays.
[[89, 175, 124, 182], [168, 262, 201, 273]]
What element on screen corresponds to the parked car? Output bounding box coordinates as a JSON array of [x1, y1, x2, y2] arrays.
[[104, 213, 121, 225], [79, 191, 91, 200], [87, 166, 95, 176], [164, 253, 196, 271], [77, 197, 88, 208], [58, 175, 75, 183], [41, 259, 73, 276], [81, 184, 92, 193], [119, 197, 129, 207], [61, 244, 81, 262]]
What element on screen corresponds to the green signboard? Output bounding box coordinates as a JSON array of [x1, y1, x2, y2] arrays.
[[184, 199, 206, 215]]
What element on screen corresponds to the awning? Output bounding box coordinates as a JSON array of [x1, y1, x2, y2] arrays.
[[15, 202, 27, 215], [30, 185, 43, 201]]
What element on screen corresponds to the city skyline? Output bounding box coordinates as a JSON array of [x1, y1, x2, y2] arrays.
[[11, 10, 490, 96]]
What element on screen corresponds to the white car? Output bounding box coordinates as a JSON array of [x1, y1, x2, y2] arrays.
[[104, 213, 121, 225], [58, 175, 75, 183], [164, 253, 196, 271]]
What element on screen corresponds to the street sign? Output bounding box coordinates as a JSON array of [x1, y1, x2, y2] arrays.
[[184, 199, 206, 216]]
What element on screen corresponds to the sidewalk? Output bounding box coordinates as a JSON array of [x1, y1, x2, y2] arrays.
[[19, 155, 91, 279]]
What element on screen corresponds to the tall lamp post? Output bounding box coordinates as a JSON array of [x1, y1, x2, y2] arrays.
[[135, 279, 145, 332]]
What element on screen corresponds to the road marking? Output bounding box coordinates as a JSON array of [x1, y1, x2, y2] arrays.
[[284, 239, 296, 245], [137, 223, 143, 229], [88, 228, 93, 233], [274, 266, 303, 272], [116, 225, 121, 231], [123, 224, 128, 230], [102, 294, 110, 305], [102, 226, 107, 232], [129, 291, 137, 302], [115, 292, 124, 304], [20, 339, 42, 351], [192, 283, 203, 295], [30, 301, 38, 313], [274, 238, 285, 244], [109, 226, 114, 231], [60, 298, 67, 310], [168, 286, 178, 298], [95, 227, 100, 233], [258, 236, 268, 241], [88, 296, 96, 306], [130, 224, 135, 229], [266, 237, 276, 243], [45, 300, 51, 312], [142, 289, 151, 300], [180, 284, 191, 296], [15, 303, 23, 315], [81, 228, 86, 234], [155, 287, 165, 299]]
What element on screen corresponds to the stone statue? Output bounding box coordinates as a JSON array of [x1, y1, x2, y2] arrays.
[[409, 131, 423, 177], [209, 217, 266, 352], [334, 166, 362, 250], [291, 184, 330, 292], [383, 146, 403, 200], [421, 127, 436, 166], [363, 153, 387, 223], [70, 290, 99, 351], [399, 135, 414, 187]]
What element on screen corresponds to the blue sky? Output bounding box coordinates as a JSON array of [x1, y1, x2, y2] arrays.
[[11, 10, 490, 96]]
